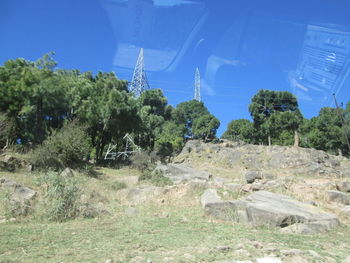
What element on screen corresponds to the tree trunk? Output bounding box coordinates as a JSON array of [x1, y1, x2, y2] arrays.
[[268, 135, 271, 146], [293, 130, 300, 147]]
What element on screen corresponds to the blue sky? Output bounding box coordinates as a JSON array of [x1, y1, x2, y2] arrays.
[[1, 0, 350, 135]]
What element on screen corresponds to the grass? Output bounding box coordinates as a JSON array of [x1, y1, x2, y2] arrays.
[[1, 162, 350, 262], [1, 204, 350, 263]]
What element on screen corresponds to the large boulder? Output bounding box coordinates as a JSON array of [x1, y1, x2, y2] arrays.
[[201, 190, 339, 234], [153, 163, 212, 184]]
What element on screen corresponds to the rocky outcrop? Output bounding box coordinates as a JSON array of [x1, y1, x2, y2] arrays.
[[175, 140, 350, 177], [201, 190, 339, 234], [153, 163, 212, 184]]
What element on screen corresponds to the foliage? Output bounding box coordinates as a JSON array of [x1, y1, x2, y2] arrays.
[[138, 170, 173, 187], [109, 181, 127, 191], [246, 89, 302, 145], [173, 100, 210, 138], [42, 171, 81, 222], [130, 151, 158, 174], [222, 119, 255, 143], [31, 121, 91, 170], [192, 114, 220, 142]]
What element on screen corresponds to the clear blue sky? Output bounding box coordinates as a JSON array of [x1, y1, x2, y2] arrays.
[[1, 0, 350, 135]]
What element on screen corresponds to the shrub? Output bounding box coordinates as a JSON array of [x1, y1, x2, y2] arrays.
[[130, 151, 158, 173], [138, 170, 173, 187], [42, 172, 81, 222], [31, 121, 91, 170], [110, 180, 127, 191]]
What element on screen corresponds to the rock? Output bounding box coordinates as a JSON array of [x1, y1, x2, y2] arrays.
[[245, 171, 262, 183], [202, 190, 339, 233], [241, 184, 252, 192], [326, 190, 350, 205], [343, 256, 350, 263], [337, 182, 350, 193], [146, 258, 153, 263], [105, 260, 113, 263], [1, 178, 37, 215], [224, 183, 242, 192], [153, 163, 212, 184], [201, 189, 236, 220], [252, 241, 263, 249], [79, 203, 110, 218], [216, 245, 232, 252], [283, 255, 309, 263], [256, 257, 282, 263], [0, 155, 29, 172], [341, 206, 350, 216], [252, 182, 264, 191], [60, 167, 74, 177], [213, 177, 232, 186]]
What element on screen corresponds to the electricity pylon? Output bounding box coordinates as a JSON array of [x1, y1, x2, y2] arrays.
[[129, 48, 150, 97], [194, 67, 201, 102]]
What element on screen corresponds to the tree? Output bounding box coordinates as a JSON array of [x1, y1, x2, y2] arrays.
[[222, 119, 254, 143], [154, 121, 186, 161], [173, 100, 209, 138], [192, 114, 220, 142], [248, 90, 302, 146], [304, 107, 349, 155]]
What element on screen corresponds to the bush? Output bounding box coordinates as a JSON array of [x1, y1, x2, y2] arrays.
[[138, 170, 173, 187], [42, 172, 81, 222], [31, 121, 91, 170], [110, 180, 127, 191], [130, 151, 158, 173]]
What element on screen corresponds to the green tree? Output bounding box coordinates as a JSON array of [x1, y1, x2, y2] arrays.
[[192, 114, 220, 142], [173, 100, 209, 138], [222, 119, 255, 143], [304, 107, 349, 155], [248, 90, 301, 146]]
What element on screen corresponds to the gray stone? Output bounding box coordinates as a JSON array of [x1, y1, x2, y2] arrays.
[[337, 182, 350, 193], [154, 163, 212, 184], [201, 189, 236, 220], [202, 190, 339, 233], [213, 177, 232, 185], [223, 183, 241, 192], [60, 167, 74, 177], [341, 206, 350, 216], [326, 190, 350, 205], [245, 171, 262, 183]]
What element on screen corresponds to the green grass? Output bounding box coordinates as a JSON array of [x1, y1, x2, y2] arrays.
[[1, 165, 350, 263], [1, 204, 350, 262]]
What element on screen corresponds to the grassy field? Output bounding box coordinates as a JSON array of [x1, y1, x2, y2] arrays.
[[1, 167, 350, 263]]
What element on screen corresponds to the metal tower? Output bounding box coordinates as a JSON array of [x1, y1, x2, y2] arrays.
[[129, 48, 150, 97], [194, 67, 201, 102]]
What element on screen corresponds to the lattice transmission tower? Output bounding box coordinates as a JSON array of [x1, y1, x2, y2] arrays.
[[194, 67, 201, 102], [129, 48, 150, 97]]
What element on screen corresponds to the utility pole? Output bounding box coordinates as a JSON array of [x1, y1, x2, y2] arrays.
[[194, 68, 201, 102], [129, 48, 150, 97], [333, 93, 350, 153]]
